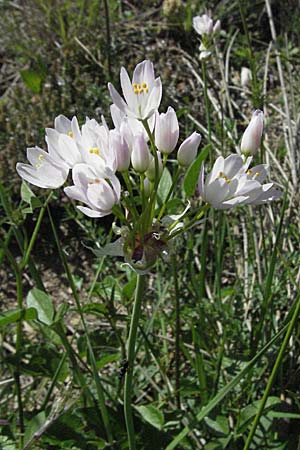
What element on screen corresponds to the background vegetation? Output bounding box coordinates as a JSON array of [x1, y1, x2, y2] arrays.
[[1, 0, 300, 449]]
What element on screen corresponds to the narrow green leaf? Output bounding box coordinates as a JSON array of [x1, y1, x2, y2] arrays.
[[165, 325, 287, 450], [0, 307, 37, 326], [183, 144, 210, 197], [26, 288, 54, 325], [135, 404, 164, 430]]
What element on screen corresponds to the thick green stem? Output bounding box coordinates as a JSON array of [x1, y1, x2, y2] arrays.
[[124, 274, 146, 450], [243, 292, 300, 450]]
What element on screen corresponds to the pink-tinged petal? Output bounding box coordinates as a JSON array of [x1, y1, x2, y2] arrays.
[[110, 104, 125, 129], [221, 196, 249, 208], [206, 156, 224, 185], [16, 161, 67, 189], [198, 163, 205, 198], [144, 78, 162, 119], [132, 60, 155, 88], [87, 181, 115, 211], [64, 185, 87, 204], [108, 82, 128, 115], [224, 154, 243, 179], [26, 147, 50, 166], [253, 185, 283, 204], [120, 67, 138, 113], [240, 110, 264, 155], [248, 164, 269, 183], [71, 116, 81, 141], [77, 206, 105, 218], [58, 134, 82, 167], [72, 163, 96, 187], [54, 115, 71, 134], [205, 178, 229, 206]]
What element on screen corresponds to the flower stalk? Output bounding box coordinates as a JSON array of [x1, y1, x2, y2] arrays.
[[124, 274, 146, 450]]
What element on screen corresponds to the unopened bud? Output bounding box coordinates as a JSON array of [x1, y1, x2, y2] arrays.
[[155, 107, 179, 154], [240, 110, 264, 156], [146, 152, 163, 181], [131, 135, 150, 173], [177, 132, 201, 167]]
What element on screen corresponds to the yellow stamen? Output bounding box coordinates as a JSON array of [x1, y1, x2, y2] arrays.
[[247, 169, 252, 175], [133, 83, 138, 88], [145, 87, 149, 93], [141, 82, 147, 88], [68, 131, 73, 138], [95, 178, 100, 183], [89, 147, 100, 155], [38, 154, 44, 160], [134, 88, 139, 94], [226, 179, 231, 184], [139, 88, 144, 94], [254, 172, 259, 177], [35, 163, 41, 169]]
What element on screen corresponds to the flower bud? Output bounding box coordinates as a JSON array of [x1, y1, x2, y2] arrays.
[[109, 130, 130, 172], [154, 107, 179, 154], [213, 19, 221, 33], [193, 14, 213, 36], [241, 67, 252, 88], [177, 132, 201, 167], [146, 151, 163, 181], [240, 110, 264, 156], [131, 135, 150, 173]]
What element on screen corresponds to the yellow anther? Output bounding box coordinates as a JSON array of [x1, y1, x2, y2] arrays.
[[68, 131, 74, 138], [38, 154, 44, 160], [134, 88, 139, 94], [254, 172, 259, 177], [89, 147, 100, 155], [133, 83, 138, 88], [35, 163, 41, 169], [219, 171, 224, 177], [145, 87, 149, 93], [226, 178, 231, 184], [247, 169, 252, 175], [141, 82, 147, 88], [139, 88, 144, 94], [94, 178, 100, 183]]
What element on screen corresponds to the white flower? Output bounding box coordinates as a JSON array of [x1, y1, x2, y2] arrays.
[[131, 135, 150, 173], [177, 132, 201, 167], [16, 146, 68, 189], [154, 107, 179, 154], [240, 110, 264, 155], [198, 154, 282, 209], [64, 164, 120, 218], [108, 60, 162, 120], [193, 14, 220, 36], [45, 115, 83, 168]]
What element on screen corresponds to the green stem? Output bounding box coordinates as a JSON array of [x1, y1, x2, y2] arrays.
[[20, 192, 53, 270], [172, 255, 181, 409], [167, 203, 210, 241], [47, 206, 113, 444], [243, 292, 300, 450], [202, 61, 211, 145], [124, 274, 146, 450]]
